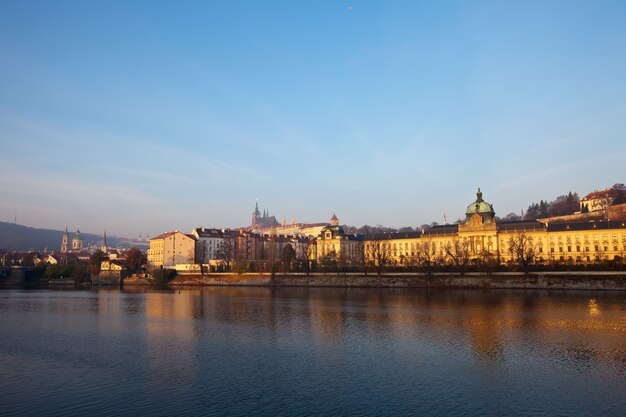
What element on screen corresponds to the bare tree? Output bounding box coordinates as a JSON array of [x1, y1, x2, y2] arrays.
[[415, 241, 438, 275], [196, 241, 207, 276], [508, 233, 538, 273], [297, 239, 315, 275], [444, 238, 471, 275], [320, 249, 339, 274], [281, 243, 296, 273], [365, 238, 392, 276], [215, 239, 234, 271]]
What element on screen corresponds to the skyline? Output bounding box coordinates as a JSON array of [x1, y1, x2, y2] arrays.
[[1, 1, 626, 237]]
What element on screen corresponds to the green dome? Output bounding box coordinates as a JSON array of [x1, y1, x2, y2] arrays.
[[73, 229, 84, 240], [465, 188, 495, 218]]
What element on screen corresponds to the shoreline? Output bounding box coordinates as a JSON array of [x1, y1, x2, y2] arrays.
[[161, 272, 626, 291]]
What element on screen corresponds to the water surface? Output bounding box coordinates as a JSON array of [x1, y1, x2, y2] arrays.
[[1, 287, 625, 416]]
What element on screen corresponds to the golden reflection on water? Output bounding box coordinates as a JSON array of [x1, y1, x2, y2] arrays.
[[588, 298, 600, 317], [108, 287, 626, 369]]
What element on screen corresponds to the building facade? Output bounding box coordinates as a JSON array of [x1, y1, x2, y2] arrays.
[[147, 231, 197, 268], [61, 228, 84, 253], [363, 189, 626, 267]]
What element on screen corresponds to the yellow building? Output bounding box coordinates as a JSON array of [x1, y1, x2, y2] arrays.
[[148, 231, 197, 268], [316, 214, 363, 266], [363, 189, 626, 268]]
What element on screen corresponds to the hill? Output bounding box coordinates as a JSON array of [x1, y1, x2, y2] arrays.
[[0, 221, 144, 252]]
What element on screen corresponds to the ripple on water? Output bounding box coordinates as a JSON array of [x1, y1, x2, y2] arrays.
[[0, 288, 625, 416]]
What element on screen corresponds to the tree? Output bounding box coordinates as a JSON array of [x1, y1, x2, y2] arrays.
[[503, 212, 521, 221], [444, 238, 471, 275], [281, 243, 296, 273], [195, 241, 207, 276], [415, 241, 438, 275], [365, 238, 392, 276], [357, 225, 372, 235], [507, 233, 538, 273], [216, 239, 234, 271], [89, 250, 106, 274], [320, 249, 339, 274], [297, 239, 315, 275], [549, 192, 580, 216], [612, 189, 626, 205], [124, 247, 147, 270]]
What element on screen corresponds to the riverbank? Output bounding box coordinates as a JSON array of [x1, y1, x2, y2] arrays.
[[165, 271, 626, 291]]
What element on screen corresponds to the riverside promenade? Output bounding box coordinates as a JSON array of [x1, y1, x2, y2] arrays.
[[162, 271, 626, 291]]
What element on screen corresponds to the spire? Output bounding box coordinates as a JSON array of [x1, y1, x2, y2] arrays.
[[254, 200, 260, 216]]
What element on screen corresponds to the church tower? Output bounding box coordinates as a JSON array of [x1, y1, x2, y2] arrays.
[[252, 201, 261, 226], [101, 229, 108, 254], [61, 228, 69, 253], [71, 229, 84, 251]]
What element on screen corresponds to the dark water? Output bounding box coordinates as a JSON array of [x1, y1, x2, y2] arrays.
[[1, 288, 625, 416]]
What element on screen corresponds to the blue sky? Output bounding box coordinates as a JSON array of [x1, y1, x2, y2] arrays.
[[1, 1, 625, 237]]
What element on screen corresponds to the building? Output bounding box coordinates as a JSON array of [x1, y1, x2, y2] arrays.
[[192, 227, 232, 263], [317, 214, 363, 266], [147, 231, 197, 268], [60, 228, 85, 253], [362, 188, 626, 267], [251, 201, 279, 228], [580, 188, 620, 213]]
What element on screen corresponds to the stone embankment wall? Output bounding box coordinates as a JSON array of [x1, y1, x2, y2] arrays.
[[169, 272, 626, 291]]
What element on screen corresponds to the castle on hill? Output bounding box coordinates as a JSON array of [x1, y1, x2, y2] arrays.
[[251, 201, 279, 228]]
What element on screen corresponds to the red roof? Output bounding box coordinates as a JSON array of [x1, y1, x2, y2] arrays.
[[583, 188, 618, 201], [330, 214, 338, 221], [151, 231, 197, 240]]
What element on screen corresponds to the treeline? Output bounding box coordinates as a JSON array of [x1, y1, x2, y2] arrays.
[[524, 192, 579, 220], [524, 183, 625, 220]]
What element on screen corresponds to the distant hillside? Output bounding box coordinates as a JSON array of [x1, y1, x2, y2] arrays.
[[0, 221, 144, 252]]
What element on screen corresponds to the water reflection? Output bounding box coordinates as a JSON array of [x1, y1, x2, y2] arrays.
[[1, 288, 625, 416], [88, 287, 626, 370]]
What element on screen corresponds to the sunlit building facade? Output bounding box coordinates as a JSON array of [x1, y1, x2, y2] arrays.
[[363, 189, 626, 267]]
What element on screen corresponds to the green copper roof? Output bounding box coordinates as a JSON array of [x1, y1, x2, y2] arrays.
[[465, 188, 495, 215]]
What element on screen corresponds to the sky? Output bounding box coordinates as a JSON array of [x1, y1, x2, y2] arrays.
[[1, 1, 625, 238]]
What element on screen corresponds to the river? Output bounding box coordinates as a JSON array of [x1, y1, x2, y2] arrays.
[[1, 287, 625, 416]]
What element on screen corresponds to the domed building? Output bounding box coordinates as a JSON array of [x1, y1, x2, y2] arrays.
[[60, 228, 85, 253], [71, 229, 84, 251], [458, 188, 498, 254], [464, 188, 495, 225]]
